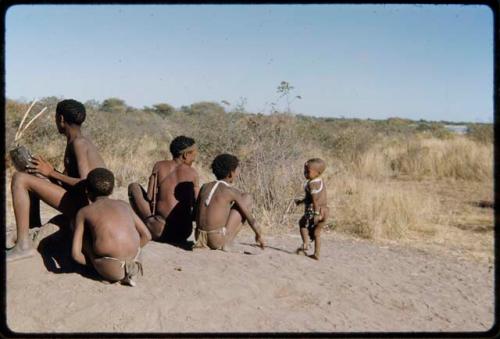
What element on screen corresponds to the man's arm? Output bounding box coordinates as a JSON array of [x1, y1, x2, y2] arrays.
[[231, 190, 264, 249], [132, 211, 152, 247], [193, 172, 200, 200], [146, 163, 159, 202], [71, 209, 87, 266], [28, 139, 90, 186]]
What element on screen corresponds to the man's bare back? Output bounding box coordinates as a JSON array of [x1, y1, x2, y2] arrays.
[[128, 136, 199, 243], [153, 160, 198, 219], [62, 136, 105, 182]]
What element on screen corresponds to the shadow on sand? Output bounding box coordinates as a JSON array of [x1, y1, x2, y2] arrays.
[[36, 214, 101, 281], [239, 242, 296, 255]]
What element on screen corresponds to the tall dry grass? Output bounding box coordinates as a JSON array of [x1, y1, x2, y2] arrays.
[[329, 172, 442, 239], [355, 135, 493, 181], [5, 98, 493, 243]]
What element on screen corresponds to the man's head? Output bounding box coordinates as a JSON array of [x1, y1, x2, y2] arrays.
[[304, 158, 326, 180], [86, 168, 114, 201], [211, 153, 240, 182], [170, 136, 197, 165], [55, 99, 86, 133]]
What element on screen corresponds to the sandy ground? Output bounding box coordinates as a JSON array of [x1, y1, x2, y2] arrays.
[[6, 218, 494, 333]]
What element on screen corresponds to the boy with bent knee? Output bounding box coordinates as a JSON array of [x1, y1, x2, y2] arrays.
[[72, 168, 151, 286], [295, 158, 328, 260], [194, 153, 264, 251]]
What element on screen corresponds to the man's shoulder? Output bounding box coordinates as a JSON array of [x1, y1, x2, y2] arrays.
[[177, 163, 198, 176], [154, 159, 175, 171], [71, 136, 94, 150]]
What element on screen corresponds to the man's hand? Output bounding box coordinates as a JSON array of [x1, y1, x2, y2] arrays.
[[255, 234, 265, 250], [26, 156, 54, 178]]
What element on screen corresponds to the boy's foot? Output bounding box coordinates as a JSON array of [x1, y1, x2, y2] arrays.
[[6, 230, 16, 249], [6, 245, 36, 262], [29, 223, 60, 247], [308, 254, 320, 261]]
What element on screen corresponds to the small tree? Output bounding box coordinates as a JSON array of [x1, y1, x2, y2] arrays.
[[276, 81, 301, 113], [84, 99, 101, 111], [152, 103, 175, 117], [186, 101, 225, 115], [101, 98, 127, 113]]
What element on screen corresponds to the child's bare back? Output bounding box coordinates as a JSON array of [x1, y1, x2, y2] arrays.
[[72, 168, 151, 286], [194, 154, 264, 251], [78, 199, 141, 259]]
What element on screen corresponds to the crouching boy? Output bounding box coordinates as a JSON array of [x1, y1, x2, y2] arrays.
[[194, 153, 264, 251], [72, 168, 152, 286]]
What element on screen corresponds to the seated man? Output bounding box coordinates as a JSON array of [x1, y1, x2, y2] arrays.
[[128, 136, 199, 243], [72, 168, 151, 286], [194, 153, 264, 251], [7, 99, 106, 262]]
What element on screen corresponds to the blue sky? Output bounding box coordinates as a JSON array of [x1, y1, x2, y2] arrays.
[[6, 4, 494, 122]]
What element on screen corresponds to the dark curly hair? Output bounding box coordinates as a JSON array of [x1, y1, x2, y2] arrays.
[[56, 99, 86, 125], [86, 168, 114, 197], [211, 153, 239, 180], [170, 135, 196, 158]]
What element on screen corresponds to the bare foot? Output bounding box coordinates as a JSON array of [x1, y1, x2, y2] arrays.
[[6, 243, 36, 262], [308, 254, 319, 261], [6, 230, 16, 249]]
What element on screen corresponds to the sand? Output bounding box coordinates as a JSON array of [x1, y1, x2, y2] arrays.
[[5, 220, 494, 333]]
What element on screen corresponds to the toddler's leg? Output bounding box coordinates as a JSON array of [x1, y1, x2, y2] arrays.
[[297, 216, 309, 255], [310, 221, 325, 260]]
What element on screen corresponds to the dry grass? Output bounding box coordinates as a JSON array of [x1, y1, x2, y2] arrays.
[[355, 135, 493, 181], [327, 171, 441, 240], [4, 98, 494, 260]]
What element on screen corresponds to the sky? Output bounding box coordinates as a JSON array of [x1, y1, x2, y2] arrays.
[[5, 4, 494, 122]]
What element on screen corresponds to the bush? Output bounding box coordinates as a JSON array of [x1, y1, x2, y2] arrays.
[[183, 101, 225, 116], [101, 98, 128, 114], [152, 103, 175, 117], [466, 124, 493, 144]]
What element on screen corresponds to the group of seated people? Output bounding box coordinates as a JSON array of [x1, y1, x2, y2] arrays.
[[6, 99, 328, 286]]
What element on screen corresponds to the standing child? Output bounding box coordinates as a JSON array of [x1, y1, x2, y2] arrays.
[[295, 158, 328, 260], [72, 168, 152, 286], [194, 153, 264, 251]]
